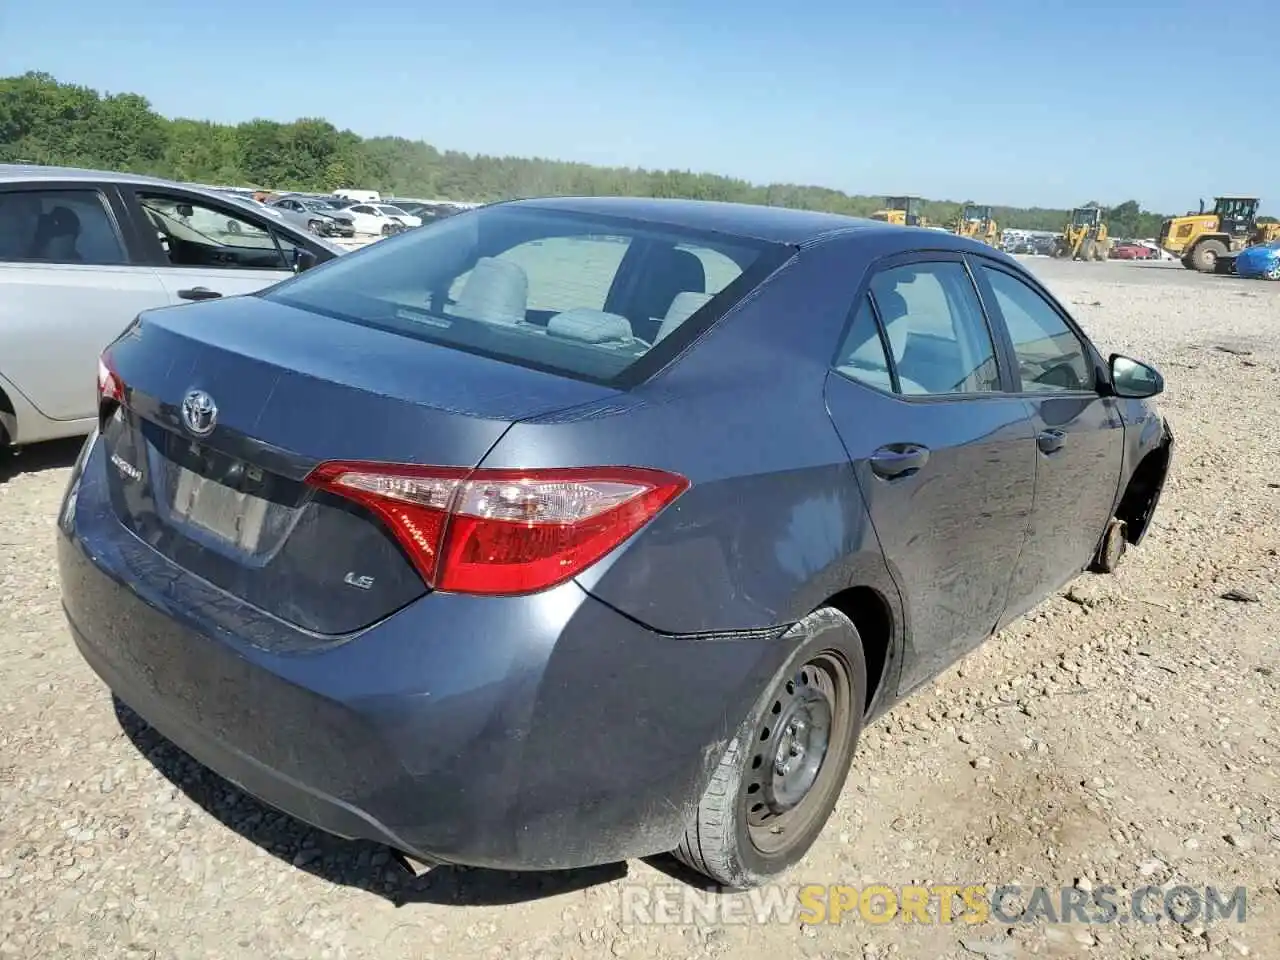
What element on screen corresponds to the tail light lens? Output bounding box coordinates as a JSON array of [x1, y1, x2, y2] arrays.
[[306, 462, 689, 595], [97, 354, 125, 407]]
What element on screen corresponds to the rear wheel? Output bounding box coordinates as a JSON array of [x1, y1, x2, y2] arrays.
[[673, 607, 867, 889], [1190, 239, 1227, 273]]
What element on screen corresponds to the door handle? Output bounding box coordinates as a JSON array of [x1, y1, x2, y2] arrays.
[[177, 287, 222, 301], [1037, 429, 1066, 454], [869, 443, 930, 479]]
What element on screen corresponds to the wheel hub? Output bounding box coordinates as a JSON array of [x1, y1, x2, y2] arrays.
[[764, 688, 831, 814]]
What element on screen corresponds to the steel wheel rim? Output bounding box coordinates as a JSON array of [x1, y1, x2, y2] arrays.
[[744, 650, 854, 856]]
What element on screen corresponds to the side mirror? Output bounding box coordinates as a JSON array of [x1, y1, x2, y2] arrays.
[[293, 248, 318, 274], [1109, 354, 1164, 398]]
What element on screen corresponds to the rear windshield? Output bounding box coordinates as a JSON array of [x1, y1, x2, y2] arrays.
[[264, 204, 788, 386]]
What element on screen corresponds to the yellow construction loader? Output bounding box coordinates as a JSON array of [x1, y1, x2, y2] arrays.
[[1050, 207, 1109, 261], [952, 204, 1000, 247], [1158, 196, 1280, 273], [870, 196, 926, 227]]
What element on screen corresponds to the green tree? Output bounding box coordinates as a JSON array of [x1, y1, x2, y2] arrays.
[[0, 71, 1178, 231]]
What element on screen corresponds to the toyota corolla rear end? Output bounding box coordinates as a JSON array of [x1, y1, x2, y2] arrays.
[[56, 202, 797, 871]]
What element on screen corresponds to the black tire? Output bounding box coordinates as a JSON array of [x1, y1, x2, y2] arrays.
[[1089, 518, 1128, 574], [673, 607, 867, 889], [1190, 239, 1227, 273]]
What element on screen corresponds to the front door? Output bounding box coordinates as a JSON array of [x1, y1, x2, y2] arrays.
[[124, 189, 300, 304], [971, 261, 1126, 622], [823, 255, 1038, 695]]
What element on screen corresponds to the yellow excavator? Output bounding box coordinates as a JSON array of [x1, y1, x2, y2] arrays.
[[870, 196, 927, 227], [1050, 207, 1109, 261], [1158, 196, 1280, 273], [952, 204, 1000, 247]]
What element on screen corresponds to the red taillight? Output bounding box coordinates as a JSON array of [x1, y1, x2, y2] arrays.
[[305, 462, 689, 596], [97, 354, 125, 406]]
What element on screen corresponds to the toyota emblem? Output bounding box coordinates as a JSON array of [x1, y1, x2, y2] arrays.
[[181, 389, 217, 437]]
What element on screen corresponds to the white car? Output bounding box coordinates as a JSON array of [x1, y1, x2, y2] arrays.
[[344, 203, 422, 234], [0, 164, 347, 450], [373, 204, 422, 228]]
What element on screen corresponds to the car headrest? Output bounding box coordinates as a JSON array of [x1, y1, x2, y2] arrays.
[[546, 308, 633, 344], [450, 257, 528, 325]]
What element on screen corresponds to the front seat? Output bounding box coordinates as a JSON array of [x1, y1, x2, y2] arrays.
[[629, 247, 706, 343], [875, 289, 929, 395], [31, 206, 82, 262], [654, 291, 714, 343], [449, 257, 528, 325]]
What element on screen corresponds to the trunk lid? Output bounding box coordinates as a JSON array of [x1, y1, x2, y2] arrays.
[[101, 296, 616, 636]]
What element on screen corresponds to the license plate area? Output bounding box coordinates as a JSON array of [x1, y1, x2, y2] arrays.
[[171, 467, 269, 551]]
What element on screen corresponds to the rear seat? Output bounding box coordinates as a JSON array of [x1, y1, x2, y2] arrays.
[[448, 257, 528, 325]]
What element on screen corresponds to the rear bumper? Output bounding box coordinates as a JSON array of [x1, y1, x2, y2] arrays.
[[57, 436, 789, 870]]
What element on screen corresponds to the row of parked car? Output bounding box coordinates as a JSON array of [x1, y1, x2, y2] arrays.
[[218, 189, 466, 239]]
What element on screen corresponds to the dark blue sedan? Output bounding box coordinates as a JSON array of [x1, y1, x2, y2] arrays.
[[57, 197, 1173, 889]]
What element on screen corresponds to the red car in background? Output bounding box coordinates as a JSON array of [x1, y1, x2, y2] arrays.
[[1110, 241, 1159, 260]]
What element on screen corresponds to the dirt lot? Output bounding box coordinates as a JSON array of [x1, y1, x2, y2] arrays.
[[1, 260, 1277, 959]]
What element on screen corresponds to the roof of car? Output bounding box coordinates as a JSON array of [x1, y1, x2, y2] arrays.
[[0, 163, 197, 187], [504, 196, 903, 245]]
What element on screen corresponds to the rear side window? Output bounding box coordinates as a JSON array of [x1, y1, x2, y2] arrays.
[[868, 262, 1001, 395], [0, 188, 127, 265], [267, 205, 786, 386], [834, 295, 894, 392]]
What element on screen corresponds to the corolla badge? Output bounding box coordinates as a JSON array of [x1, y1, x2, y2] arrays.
[[181, 389, 217, 437]]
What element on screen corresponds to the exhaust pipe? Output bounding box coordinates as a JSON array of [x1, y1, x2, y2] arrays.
[[389, 848, 435, 878]]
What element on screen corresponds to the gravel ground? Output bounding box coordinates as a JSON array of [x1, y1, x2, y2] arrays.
[[1, 260, 1277, 959]]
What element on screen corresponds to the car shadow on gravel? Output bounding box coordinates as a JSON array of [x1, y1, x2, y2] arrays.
[[0, 436, 83, 482], [113, 697, 627, 907]]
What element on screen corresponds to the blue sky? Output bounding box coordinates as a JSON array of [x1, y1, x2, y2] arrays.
[[2, 0, 1275, 213]]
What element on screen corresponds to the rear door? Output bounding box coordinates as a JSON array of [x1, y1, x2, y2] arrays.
[[0, 181, 169, 425], [823, 254, 1037, 695], [119, 186, 323, 303], [970, 258, 1126, 620]]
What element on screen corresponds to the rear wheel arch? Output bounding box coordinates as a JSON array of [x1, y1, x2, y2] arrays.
[[818, 585, 895, 717], [0, 381, 15, 446]]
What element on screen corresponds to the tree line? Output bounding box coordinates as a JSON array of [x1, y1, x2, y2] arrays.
[[0, 71, 1190, 236]]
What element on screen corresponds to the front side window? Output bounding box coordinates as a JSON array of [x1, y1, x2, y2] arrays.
[[137, 193, 297, 271], [980, 266, 1094, 393], [0, 188, 127, 265], [265, 204, 783, 385], [867, 261, 1001, 395]]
